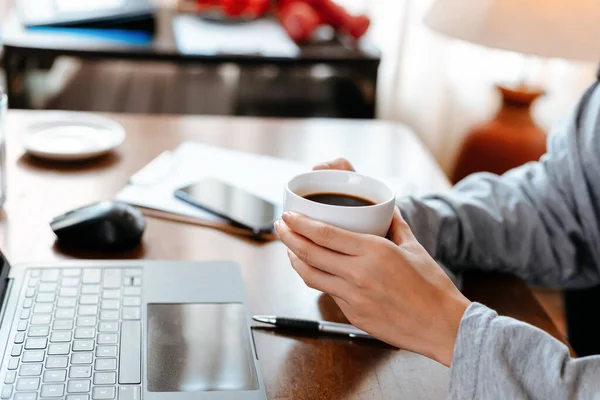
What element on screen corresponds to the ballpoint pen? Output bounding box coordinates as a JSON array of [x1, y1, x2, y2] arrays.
[[252, 315, 373, 339]]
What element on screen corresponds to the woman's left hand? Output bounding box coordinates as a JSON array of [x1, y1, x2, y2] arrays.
[[275, 208, 471, 367]]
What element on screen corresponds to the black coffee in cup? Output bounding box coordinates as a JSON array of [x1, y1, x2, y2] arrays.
[[303, 192, 376, 207]]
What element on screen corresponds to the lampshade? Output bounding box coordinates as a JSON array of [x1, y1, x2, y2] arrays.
[[424, 0, 600, 61]]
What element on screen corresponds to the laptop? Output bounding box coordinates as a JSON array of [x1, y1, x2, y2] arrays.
[[17, 0, 155, 31], [0, 252, 266, 399]]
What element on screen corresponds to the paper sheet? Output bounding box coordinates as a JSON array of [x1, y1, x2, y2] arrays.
[[114, 142, 412, 223], [173, 15, 300, 57]]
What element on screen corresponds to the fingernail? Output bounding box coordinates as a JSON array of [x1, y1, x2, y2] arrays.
[[313, 163, 329, 170], [282, 212, 291, 222], [274, 220, 281, 231]]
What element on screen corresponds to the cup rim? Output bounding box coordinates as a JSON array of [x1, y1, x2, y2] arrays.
[[286, 170, 396, 209]]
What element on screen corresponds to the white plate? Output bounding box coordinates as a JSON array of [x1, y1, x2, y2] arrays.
[[22, 113, 126, 161]]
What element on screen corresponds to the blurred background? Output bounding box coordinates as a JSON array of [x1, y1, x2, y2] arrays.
[[2, 0, 596, 174]]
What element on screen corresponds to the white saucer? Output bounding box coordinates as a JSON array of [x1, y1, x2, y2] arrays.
[[22, 113, 126, 161]]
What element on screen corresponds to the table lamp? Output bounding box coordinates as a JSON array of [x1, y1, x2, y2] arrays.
[[424, 0, 600, 183]]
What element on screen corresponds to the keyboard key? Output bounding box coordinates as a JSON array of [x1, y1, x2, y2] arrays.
[[16, 377, 40, 391], [31, 315, 51, 325], [52, 320, 73, 330], [94, 359, 117, 371], [41, 270, 60, 282], [57, 298, 77, 308], [72, 340, 94, 352], [93, 372, 116, 385], [18, 364, 42, 377], [10, 344, 25, 359], [122, 287, 141, 297], [75, 328, 95, 339], [78, 306, 98, 316], [59, 288, 78, 297], [42, 370, 66, 383], [118, 387, 140, 400], [101, 300, 119, 310], [124, 269, 142, 277], [40, 383, 64, 398], [95, 346, 117, 358], [50, 331, 72, 343], [33, 304, 53, 314], [121, 308, 141, 321], [71, 353, 93, 364], [81, 285, 100, 295], [48, 344, 70, 355], [30, 270, 41, 278], [25, 338, 47, 350], [118, 321, 141, 384], [45, 356, 68, 369], [62, 269, 81, 277], [11, 344, 22, 356], [1, 385, 12, 399], [4, 371, 16, 384], [55, 308, 75, 319], [99, 311, 118, 321], [98, 322, 118, 333], [69, 366, 92, 379], [101, 290, 120, 299], [79, 296, 99, 305], [92, 386, 115, 399], [22, 298, 33, 309], [20, 309, 31, 319], [76, 317, 96, 327], [122, 297, 141, 307], [36, 293, 56, 303], [14, 393, 37, 400], [17, 321, 28, 331], [97, 334, 117, 345], [82, 270, 101, 284], [102, 270, 121, 289], [7, 358, 19, 370], [67, 395, 89, 400], [67, 380, 90, 393], [28, 326, 49, 337], [14, 332, 26, 344], [133, 277, 142, 287], [38, 283, 57, 293], [61, 277, 80, 287], [22, 351, 45, 363], [25, 288, 35, 298], [29, 277, 39, 287]]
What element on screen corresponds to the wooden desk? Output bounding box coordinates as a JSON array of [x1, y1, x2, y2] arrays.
[[2, 111, 566, 399]]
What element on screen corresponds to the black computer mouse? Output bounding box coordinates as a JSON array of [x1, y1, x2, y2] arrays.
[[51, 201, 146, 251]]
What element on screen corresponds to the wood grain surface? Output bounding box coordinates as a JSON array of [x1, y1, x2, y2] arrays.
[[2, 111, 566, 399]]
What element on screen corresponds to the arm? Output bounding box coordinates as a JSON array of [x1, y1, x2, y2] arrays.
[[451, 303, 600, 399], [399, 81, 600, 289]]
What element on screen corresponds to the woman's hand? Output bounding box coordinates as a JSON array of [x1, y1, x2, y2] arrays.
[[313, 158, 355, 172], [275, 209, 471, 366]]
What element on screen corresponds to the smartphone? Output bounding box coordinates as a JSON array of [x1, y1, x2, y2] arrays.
[[174, 178, 279, 235]]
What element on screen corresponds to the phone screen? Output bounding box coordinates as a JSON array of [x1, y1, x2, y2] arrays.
[[175, 178, 279, 233]]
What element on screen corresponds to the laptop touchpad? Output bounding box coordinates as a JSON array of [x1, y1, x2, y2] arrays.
[[147, 303, 259, 392]]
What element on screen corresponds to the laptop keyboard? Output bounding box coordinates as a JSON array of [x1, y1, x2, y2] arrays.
[[0, 268, 143, 400]]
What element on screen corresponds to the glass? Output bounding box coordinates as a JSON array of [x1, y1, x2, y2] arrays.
[[0, 90, 6, 208]]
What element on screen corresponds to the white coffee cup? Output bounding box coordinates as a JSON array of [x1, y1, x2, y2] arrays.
[[283, 170, 396, 236]]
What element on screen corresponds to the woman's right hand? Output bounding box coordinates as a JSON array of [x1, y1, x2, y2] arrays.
[[313, 158, 355, 172]]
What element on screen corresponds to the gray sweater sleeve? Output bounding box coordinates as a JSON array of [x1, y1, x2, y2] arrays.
[[395, 82, 600, 398], [398, 81, 600, 289], [450, 303, 600, 399]]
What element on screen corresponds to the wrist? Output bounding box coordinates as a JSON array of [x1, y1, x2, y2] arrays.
[[432, 294, 471, 367]]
